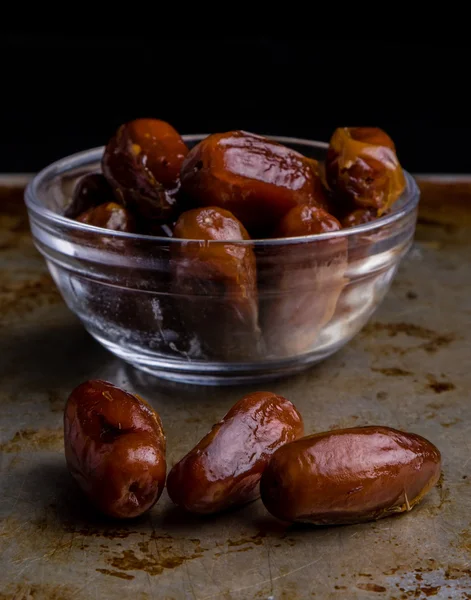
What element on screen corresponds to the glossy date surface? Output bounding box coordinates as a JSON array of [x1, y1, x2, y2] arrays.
[[102, 118, 188, 223], [76, 202, 136, 233], [180, 130, 323, 235], [172, 206, 261, 360], [166, 391, 304, 514], [65, 173, 115, 219], [261, 426, 441, 525], [275, 204, 342, 237], [326, 127, 406, 214], [64, 380, 166, 519]]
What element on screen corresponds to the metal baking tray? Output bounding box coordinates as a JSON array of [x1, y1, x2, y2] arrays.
[[1, 175, 470, 599]]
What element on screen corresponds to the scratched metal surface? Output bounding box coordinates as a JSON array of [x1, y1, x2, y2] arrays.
[[0, 176, 470, 600]]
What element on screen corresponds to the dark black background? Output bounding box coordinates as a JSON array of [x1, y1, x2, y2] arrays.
[[2, 35, 471, 174]]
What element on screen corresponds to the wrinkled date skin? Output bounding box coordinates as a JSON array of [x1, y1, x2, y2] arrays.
[[64, 380, 166, 519], [76, 202, 136, 233], [102, 118, 189, 223], [180, 130, 323, 235], [171, 206, 262, 360], [325, 127, 406, 214], [166, 392, 304, 514], [260, 204, 346, 357], [65, 173, 115, 218], [261, 426, 441, 525]]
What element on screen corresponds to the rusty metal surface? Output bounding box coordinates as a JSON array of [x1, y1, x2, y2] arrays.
[[0, 175, 470, 599]]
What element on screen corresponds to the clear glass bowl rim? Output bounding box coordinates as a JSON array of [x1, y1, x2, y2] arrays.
[[24, 134, 420, 246]]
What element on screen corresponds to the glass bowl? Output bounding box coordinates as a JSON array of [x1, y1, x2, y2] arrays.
[[24, 135, 420, 385]]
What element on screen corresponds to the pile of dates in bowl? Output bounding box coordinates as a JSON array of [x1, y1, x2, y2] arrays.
[[25, 120, 420, 384]]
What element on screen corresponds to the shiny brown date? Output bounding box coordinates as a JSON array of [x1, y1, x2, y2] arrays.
[[275, 204, 342, 237], [260, 204, 346, 357], [325, 127, 406, 214], [76, 202, 136, 233], [64, 380, 166, 519], [261, 426, 441, 525], [102, 118, 189, 223], [171, 206, 261, 360], [75, 202, 137, 253], [180, 130, 322, 235], [166, 392, 304, 514], [65, 173, 115, 218]]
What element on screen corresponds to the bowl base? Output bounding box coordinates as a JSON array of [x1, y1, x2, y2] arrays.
[[91, 332, 342, 386], [130, 361, 319, 386]]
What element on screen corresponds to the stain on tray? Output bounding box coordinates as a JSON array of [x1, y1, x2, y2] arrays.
[[0, 582, 78, 600], [434, 473, 451, 510], [184, 417, 201, 424], [227, 531, 267, 547], [372, 367, 413, 377], [456, 527, 471, 553], [444, 564, 471, 579], [362, 321, 456, 354], [384, 567, 401, 576], [427, 401, 444, 410], [383, 560, 471, 599], [0, 271, 62, 322], [356, 582, 387, 592], [419, 585, 441, 597], [426, 375, 456, 394], [62, 524, 137, 540], [109, 549, 194, 576], [107, 536, 207, 577], [440, 419, 461, 428], [227, 546, 254, 555], [0, 428, 63, 453], [389, 583, 441, 598], [96, 568, 135, 580]]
